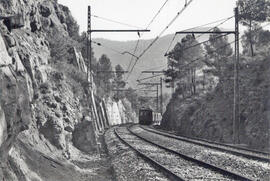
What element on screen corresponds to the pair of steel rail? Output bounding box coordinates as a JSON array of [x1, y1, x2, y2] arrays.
[[114, 125, 256, 181]]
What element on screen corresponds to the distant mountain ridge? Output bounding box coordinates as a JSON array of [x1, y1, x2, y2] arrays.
[[92, 28, 235, 87]]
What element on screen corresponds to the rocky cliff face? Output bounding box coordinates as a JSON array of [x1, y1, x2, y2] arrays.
[[0, 1, 51, 175], [105, 97, 137, 125], [0, 0, 135, 180]]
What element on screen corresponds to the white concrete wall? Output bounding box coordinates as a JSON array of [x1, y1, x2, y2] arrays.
[[106, 98, 122, 126], [105, 97, 138, 126], [117, 100, 127, 124]]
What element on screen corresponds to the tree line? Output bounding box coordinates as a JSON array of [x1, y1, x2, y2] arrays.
[[165, 0, 270, 99]]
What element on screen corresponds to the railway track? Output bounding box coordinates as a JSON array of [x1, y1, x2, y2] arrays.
[[140, 125, 270, 162], [115, 126, 255, 181], [114, 127, 184, 181], [132, 125, 270, 180]]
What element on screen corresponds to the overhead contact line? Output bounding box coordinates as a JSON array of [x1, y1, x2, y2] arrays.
[[125, 0, 170, 80], [127, 0, 194, 81]]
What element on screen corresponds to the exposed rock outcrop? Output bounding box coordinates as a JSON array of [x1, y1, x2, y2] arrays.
[[0, 0, 137, 180], [105, 97, 137, 125], [72, 118, 97, 153], [0, 0, 93, 179], [0, 30, 33, 180], [70, 47, 87, 73]]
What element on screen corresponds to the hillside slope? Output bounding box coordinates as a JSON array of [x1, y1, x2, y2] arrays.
[[93, 29, 235, 86], [161, 51, 270, 151]]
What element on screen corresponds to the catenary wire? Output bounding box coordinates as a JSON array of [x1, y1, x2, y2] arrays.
[[91, 14, 144, 29], [127, 0, 194, 81], [92, 40, 123, 54], [139, 22, 270, 83], [125, 0, 170, 80]]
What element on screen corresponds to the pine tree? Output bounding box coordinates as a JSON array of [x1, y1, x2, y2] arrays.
[[204, 27, 233, 82], [114, 64, 126, 100], [97, 54, 114, 93], [237, 0, 270, 56], [166, 34, 203, 96]]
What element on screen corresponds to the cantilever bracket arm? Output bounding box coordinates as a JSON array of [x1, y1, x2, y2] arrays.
[[141, 71, 165, 74], [88, 29, 150, 33], [175, 31, 236, 34], [138, 83, 160, 86]]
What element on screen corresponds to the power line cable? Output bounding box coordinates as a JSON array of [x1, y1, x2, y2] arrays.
[[145, 0, 170, 30], [91, 14, 144, 29], [138, 0, 194, 59], [137, 74, 164, 82], [137, 28, 232, 82], [164, 33, 177, 57], [181, 16, 234, 32], [166, 33, 231, 57], [140, 22, 270, 82], [125, 0, 170, 80], [130, 1, 259, 82], [126, 40, 140, 74], [135, 2, 263, 84], [163, 1, 260, 57], [164, 16, 234, 56], [137, 21, 235, 82], [176, 22, 270, 71], [127, 0, 194, 80], [92, 1, 171, 75], [92, 40, 123, 54], [136, 63, 167, 80], [194, 16, 234, 39]]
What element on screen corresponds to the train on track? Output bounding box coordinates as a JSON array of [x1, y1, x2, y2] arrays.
[[139, 107, 162, 125]]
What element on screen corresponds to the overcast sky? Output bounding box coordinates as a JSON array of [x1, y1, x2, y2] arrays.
[[58, 0, 239, 41]]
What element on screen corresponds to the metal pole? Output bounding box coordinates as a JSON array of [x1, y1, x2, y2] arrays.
[[233, 7, 240, 144], [87, 6, 92, 88], [170, 58, 175, 122], [157, 85, 159, 112], [87, 6, 90, 83], [89, 29, 150, 33], [172, 61, 175, 94], [89, 7, 92, 88], [160, 77, 163, 114], [87, 35, 89, 80]]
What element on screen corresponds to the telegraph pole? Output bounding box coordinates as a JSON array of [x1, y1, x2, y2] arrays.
[[234, 7, 240, 144], [156, 85, 159, 112], [87, 6, 91, 86], [171, 60, 175, 95], [160, 77, 163, 114], [87, 5, 150, 88], [174, 11, 240, 144]]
